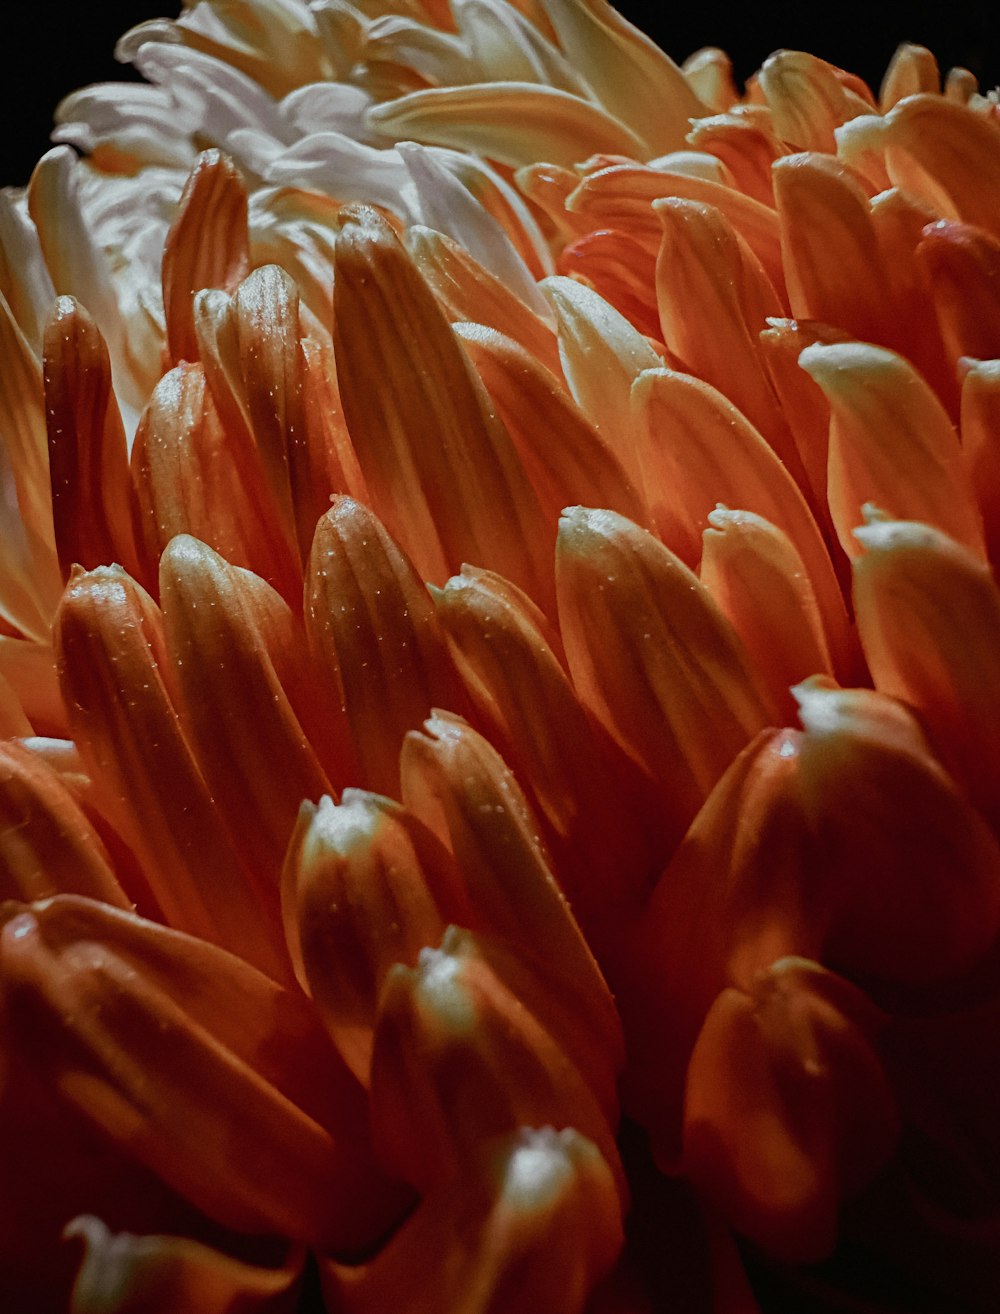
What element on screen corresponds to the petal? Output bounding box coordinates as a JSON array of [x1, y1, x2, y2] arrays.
[[0, 740, 128, 906], [556, 228, 660, 339], [326, 1127, 622, 1314], [67, 1216, 304, 1314], [960, 358, 1000, 568], [130, 361, 302, 602], [285, 788, 471, 1085], [399, 711, 619, 1040], [367, 82, 647, 170], [43, 296, 142, 583], [533, 0, 706, 155], [369, 926, 623, 1198], [434, 563, 657, 935], [917, 219, 1000, 363], [407, 224, 562, 376], [758, 50, 872, 154], [1, 896, 401, 1254], [555, 507, 777, 848], [454, 321, 649, 529], [158, 535, 336, 885], [799, 342, 985, 560], [879, 43, 940, 110], [700, 508, 834, 717], [161, 149, 251, 367], [683, 959, 899, 1262], [333, 205, 552, 605], [792, 676, 1000, 984], [305, 497, 469, 798], [55, 564, 289, 980], [853, 515, 1000, 829]]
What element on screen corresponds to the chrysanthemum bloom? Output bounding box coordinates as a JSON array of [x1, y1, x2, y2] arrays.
[[2, 3, 1000, 1310]]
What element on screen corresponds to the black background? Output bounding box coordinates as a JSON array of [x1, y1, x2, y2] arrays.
[[1, 3, 998, 187]]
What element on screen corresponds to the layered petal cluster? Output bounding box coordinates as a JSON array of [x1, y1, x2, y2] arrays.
[[2, 5, 1000, 1313]]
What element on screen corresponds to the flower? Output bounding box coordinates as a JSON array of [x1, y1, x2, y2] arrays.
[[2, 5, 1000, 1312]]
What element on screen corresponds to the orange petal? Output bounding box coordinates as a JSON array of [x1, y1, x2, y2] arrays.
[[853, 515, 1000, 829], [406, 224, 563, 377], [43, 296, 141, 582], [326, 1127, 622, 1314], [880, 94, 1000, 240], [130, 361, 302, 603], [683, 959, 899, 1262], [434, 564, 657, 934], [67, 1216, 304, 1314], [700, 508, 834, 716], [305, 497, 468, 798], [514, 161, 596, 244], [799, 342, 985, 560], [917, 219, 1000, 363], [687, 111, 785, 207], [758, 50, 871, 154], [654, 197, 799, 476], [161, 149, 251, 367], [399, 711, 619, 1039], [773, 153, 898, 346], [0, 739, 128, 906], [158, 535, 335, 887], [333, 205, 552, 606], [555, 507, 777, 849], [623, 729, 813, 1162], [793, 676, 1000, 984], [369, 925, 623, 1199], [539, 274, 661, 493], [55, 563, 289, 981], [570, 164, 787, 295], [879, 43, 940, 110], [631, 367, 850, 668], [556, 228, 660, 339], [284, 790, 472, 1085], [960, 358, 1000, 568], [1, 896, 402, 1255], [454, 320, 649, 530]]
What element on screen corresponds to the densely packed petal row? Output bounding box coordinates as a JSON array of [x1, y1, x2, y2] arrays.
[[1, 1, 999, 1309]]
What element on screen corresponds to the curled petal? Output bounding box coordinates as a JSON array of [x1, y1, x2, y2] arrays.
[[880, 94, 1000, 240], [687, 111, 784, 207], [654, 198, 797, 475], [799, 342, 985, 560], [285, 790, 472, 1085], [333, 206, 552, 606], [367, 82, 647, 170], [43, 296, 141, 583], [159, 535, 336, 887], [68, 1216, 304, 1314], [793, 677, 1000, 984], [555, 507, 776, 848], [455, 321, 649, 530], [56, 563, 289, 980], [773, 153, 898, 347], [540, 274, 660, 492], [700, 508, 834, 718], [370, 926, 623, 1198], [879, 43, 940, 110], [853, 516, 1000, 829], [327, 1127, 623, 1314], [758, 50, 872, 154], [305, 497, 467, 798], [1, 896, 402, 1254], [534, 0, 706, 155], [683, 959, 899, 1262], [407, 224, 562, 376], [434, 564, 657, 933], [399, 711, 620, 1048], [917, 220, 1000, 363], [0, 739, 128, 906], [161, 149, 251, 367], [961, 358, 1000, 568], [631, 368, 850, 671]]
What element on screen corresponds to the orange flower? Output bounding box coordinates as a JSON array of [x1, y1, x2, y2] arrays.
[[2, 4, 1000, 1311]]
